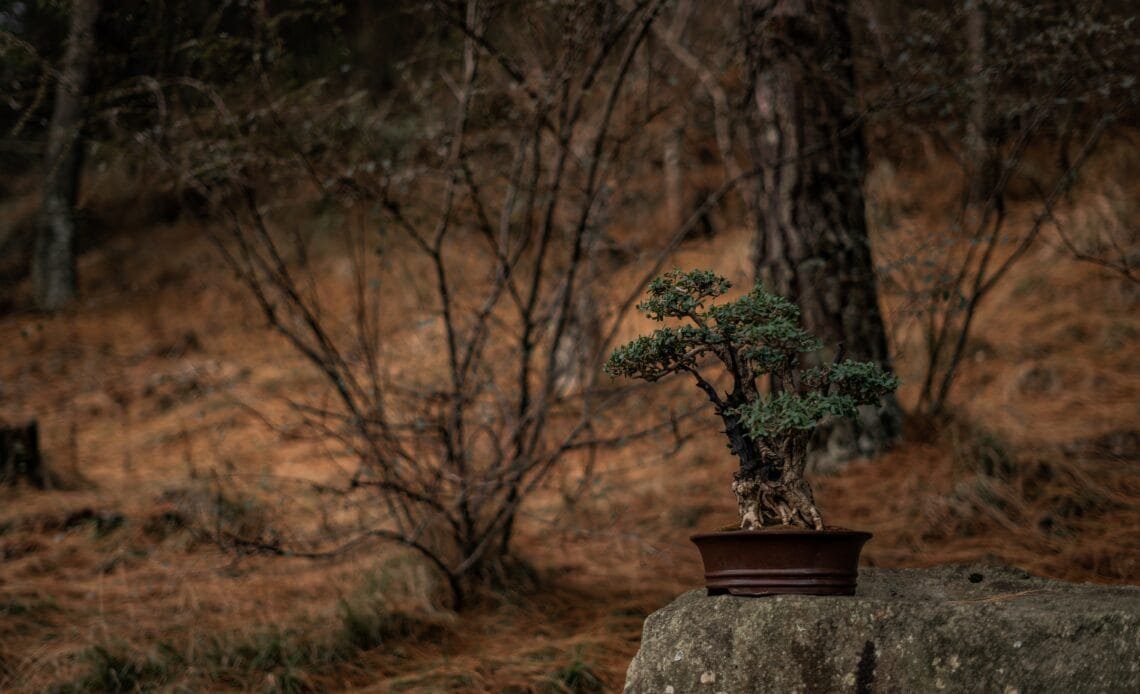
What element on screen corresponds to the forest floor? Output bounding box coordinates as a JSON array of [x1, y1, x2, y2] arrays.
[[1, 143, 1138, 691]]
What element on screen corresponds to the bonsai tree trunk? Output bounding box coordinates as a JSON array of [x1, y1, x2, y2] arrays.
[[732, 471, 822, 530], [741, 0, 899, 470], [722, 410, 823, 530], [34, 0, 99, 311]]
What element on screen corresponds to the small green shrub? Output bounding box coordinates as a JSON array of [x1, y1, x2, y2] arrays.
[[543, 647, 604, 693], [64, 644, 172, 693]]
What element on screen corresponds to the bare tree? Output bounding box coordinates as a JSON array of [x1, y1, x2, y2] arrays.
[[864, 0, 1137, 416], [33, 0, 98, 311], [135, 0, 763, 607]]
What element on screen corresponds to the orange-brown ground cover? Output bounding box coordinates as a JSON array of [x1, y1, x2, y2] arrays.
[[1, 145, 1137, 691]]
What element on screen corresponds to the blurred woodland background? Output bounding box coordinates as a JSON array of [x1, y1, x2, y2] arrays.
[[1, 0, 1138, 690]]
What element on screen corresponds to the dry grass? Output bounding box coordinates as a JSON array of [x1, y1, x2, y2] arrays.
[[1, 139, 1138, 691]]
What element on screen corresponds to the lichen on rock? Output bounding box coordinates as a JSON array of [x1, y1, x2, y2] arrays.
[[624, 565, 1140, 693]]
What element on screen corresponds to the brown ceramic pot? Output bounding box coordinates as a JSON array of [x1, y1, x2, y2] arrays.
[[690, 528, 872, 596]]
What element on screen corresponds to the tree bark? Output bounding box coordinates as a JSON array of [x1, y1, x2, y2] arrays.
[[1, 421, 44, 488], [964, 0, 998, 207], [733, 467, 823, 530], [34, 0, 99, 311], [741, 0, 899, 470], [663, 121, 684, 230]]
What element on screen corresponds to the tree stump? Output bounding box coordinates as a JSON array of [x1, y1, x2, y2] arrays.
[[0, 420, 45, 488]]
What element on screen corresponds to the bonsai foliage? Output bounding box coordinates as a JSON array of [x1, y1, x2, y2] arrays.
[[606, 269, 899, 530]]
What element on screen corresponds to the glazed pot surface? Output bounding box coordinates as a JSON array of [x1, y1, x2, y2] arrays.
[[691, 528, 872, 596]]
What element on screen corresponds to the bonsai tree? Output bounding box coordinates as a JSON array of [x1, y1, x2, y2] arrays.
[[605, 269, 899, 531]]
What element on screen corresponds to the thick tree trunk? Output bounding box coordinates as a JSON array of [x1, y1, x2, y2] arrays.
[[34, 0, 98, 311], [741, 0, 899, 471], [723, 411, 766, 480], [729, 431, 822, 529], [721, 399, 825, 530], [732, 469, 822, 530]]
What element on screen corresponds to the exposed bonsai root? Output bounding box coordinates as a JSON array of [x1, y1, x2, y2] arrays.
[[732, 475, 824, 531], [786, 485, 823, 530]]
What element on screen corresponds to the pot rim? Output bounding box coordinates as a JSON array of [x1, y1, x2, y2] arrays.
[[691, 528, 873, 542]]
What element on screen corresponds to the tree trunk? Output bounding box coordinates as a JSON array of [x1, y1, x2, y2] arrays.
[[964, 0, 998, 207], [720, 393, 827, 529], [1, 421, 44, 488], [663, 121, 684, 231], [741, 0, 899, 471], [34, 0, 99, 311], [722, 410, 766, 480], [733, 468, 823, 530], [728, 429, 823, 529]]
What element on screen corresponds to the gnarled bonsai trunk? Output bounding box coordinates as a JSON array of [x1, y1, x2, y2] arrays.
[[732, 467, 822, 531], [722, 411, 764, 478], [723, 412, 823, 530]]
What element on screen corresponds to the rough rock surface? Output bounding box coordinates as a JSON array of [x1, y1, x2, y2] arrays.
[[624, 565, 1139, 693]]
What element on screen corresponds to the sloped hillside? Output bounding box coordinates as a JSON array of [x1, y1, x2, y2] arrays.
[[0, 141, 1136, 690]]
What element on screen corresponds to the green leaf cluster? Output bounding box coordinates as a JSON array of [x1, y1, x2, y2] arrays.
[[603, 325, 708, 381], [637, 268, 731, 321], [605, 269, 826, 383], [730, 360, 898, 438], [605, 269, 899, 443]]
